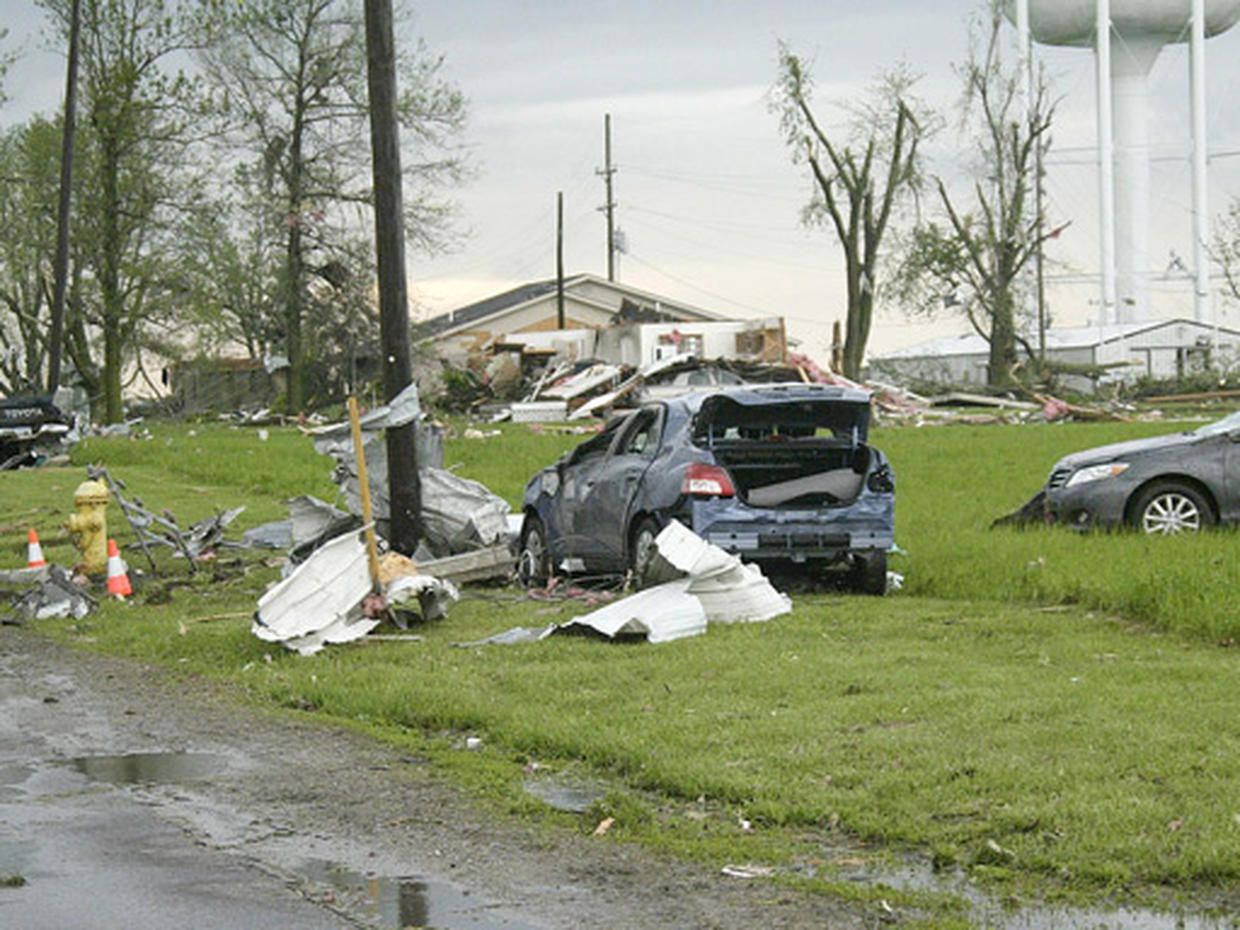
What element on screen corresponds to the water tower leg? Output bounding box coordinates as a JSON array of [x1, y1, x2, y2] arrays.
[[1190, 0, 1212, 328], [1095, 0, 1117, 326], [1111, 35, 1162, 323]]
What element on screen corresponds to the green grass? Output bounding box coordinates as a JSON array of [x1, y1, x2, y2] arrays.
[[8, 412, 1240, 922], [876, 417, 1240, 641]]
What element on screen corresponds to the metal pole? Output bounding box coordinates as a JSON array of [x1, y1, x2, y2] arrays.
[[1096, 0, 1117, 325], [1016, 0, 1031, 105], [364, 0, 421, 554], [1190, 0, 1211, 328], [556, 191, 565, 329]]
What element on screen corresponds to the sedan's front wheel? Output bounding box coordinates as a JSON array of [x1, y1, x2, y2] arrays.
[[1131, 482, 1214, 535]]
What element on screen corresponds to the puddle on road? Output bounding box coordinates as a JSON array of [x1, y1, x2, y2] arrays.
[[69, 752, 231, 785], [0, 764, 33, 800], [296, 858, 541, 929], [520, 773, 608, 813], [853, 861, 1238, 929]]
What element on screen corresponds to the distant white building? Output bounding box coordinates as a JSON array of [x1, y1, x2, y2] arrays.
[[870, 318, 1240, 393]]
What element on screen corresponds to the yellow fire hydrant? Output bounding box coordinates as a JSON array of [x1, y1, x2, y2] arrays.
[[65, 478, 110, 574]]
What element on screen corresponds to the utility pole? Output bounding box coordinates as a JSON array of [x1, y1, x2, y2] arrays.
[[48, 0, 81, 395], [597, 113, 617, 281], [364, 0, 421, 553], [556, 191, 565, 329]]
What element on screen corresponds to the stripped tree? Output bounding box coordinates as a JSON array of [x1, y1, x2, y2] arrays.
[[773, 45, 927, 380], [894, 4, 1063, 389]]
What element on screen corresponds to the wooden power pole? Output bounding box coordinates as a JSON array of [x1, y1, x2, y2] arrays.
[[364, 0, 421, 553], [47, 0, 81, 395], [597, 113, 617, 281]]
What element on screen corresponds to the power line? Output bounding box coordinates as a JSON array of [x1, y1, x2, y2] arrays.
[[624, 251, 776, 318]]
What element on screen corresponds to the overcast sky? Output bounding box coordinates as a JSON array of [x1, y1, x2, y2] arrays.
[[5, 0, 1240, 360]]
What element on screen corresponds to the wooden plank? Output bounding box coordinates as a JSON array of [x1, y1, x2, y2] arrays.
[[417, 544, 513, 584], [1142, 389, 1240, 403]]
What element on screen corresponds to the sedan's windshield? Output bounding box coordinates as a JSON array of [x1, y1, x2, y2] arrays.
[[1194, 410, 1240, 437]]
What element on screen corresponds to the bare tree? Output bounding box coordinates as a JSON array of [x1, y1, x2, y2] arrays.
[[1213, 201, 1240, 332], [773, 46, 928, 380], [894, 3, 1063, 389], [0, 119, 61, 395]]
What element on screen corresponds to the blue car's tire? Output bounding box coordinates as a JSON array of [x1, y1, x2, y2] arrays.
[[629, 517, 662, 589], [850, 548, 887, 596], [517, 515, 550, 587]]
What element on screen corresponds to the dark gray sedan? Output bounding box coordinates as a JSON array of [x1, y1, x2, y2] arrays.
[[517, 384, 896, 593], [1045, 410, 1240, 533]]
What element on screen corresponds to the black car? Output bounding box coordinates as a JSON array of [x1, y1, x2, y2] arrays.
[[1044, 410, 1240, 533], [0, 393, 76, 469], [517, 384, 896, 593]]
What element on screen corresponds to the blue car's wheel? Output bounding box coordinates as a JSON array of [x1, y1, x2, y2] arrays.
[[850, 548, 888, 595], [629, 517, 662, 589], [517, 515, 550, 587]]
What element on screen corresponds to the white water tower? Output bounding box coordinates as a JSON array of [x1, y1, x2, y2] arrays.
[[1012, 0, 1240, 324]]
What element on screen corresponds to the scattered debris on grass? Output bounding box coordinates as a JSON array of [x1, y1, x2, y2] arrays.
[[467, 521, 790, 646], [251, 528, 460, 656], [309, 384, 511, 561], [0, 566, 49, 586], [6, 566, 95, 623], [88, 466, 199, 572], [460, 333, 1145, 429]]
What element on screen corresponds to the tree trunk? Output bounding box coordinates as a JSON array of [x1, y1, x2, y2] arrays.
[[987, 290, 1018, 388], [284, 218, 304, 413], [100, 131, 124, 423], [284, 105, 307, 414], [843, 287, 872, 380]]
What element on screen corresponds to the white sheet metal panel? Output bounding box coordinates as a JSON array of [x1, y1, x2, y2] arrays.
[[654, 519, 738, 578], [510, 401, 568, 423], [253, 530, 372, 646], [655, 520, 792, 624], [689, 562, 792, 624], [561, 579, 707, 643], [280, 609, 380, 656]]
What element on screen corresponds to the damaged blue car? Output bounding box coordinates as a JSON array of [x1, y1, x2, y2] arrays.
[[517, 383, 895, 594]]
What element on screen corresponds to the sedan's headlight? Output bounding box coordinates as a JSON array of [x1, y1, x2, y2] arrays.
[[1065, 462, 1129, 487]]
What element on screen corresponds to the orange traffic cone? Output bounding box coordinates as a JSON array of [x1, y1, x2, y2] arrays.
[[26, 528, 46, 568], [106, 539, 132, 597]]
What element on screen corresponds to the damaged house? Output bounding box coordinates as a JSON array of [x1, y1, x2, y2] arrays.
[[413, 273, 787, 369]]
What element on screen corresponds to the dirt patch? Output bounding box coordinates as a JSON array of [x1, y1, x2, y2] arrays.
[[0, 626, 878, 929]]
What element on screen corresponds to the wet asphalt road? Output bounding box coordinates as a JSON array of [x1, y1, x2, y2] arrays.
[[0, 626, 883, 930], [0, 643, 358, 930]]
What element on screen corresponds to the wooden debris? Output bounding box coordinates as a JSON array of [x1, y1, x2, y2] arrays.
[[1141, 388, 1240, 403], [416, 544, 512, 585], [929, 391, 1039, 411]]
